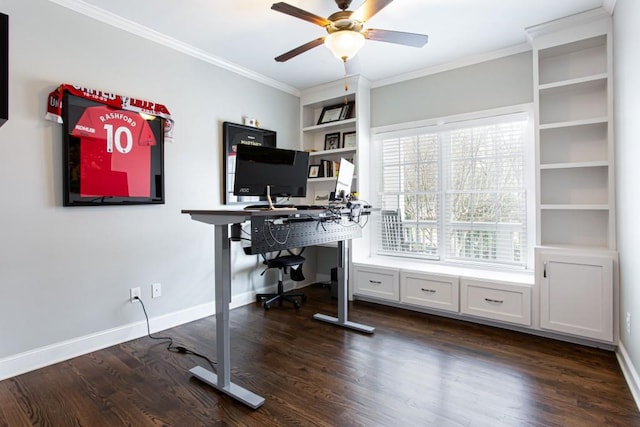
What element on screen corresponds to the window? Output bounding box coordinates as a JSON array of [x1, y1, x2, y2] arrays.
[[374, 109, 532, 269]]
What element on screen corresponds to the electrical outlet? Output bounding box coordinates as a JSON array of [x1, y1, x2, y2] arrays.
[[130, 287, 141, 303], [152, 282, 162, 299], [627, 312, 632, 335]]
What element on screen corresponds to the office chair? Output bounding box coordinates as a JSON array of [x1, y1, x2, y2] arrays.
[[381, 210, 404, 252], [256, 250, 307, 310]]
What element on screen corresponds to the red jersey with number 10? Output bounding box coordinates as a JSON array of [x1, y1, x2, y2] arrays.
[[70, 106, 157, 197]]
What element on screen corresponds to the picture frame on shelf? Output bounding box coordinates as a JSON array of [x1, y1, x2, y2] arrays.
[[342, 131, 356, 148], [340, 101, 355, 120], [318, 102, 351, 124], [324, 132, 341, 150], [308, 165, 320, 178]]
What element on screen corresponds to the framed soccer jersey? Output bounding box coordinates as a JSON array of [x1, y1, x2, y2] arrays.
[[62, 92, 165, 206]]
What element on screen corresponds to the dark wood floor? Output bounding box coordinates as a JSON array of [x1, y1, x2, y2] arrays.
[[1, 284, 638, 427]]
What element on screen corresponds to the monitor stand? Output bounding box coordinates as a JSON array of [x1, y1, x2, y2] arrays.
[[242, 186, 296, 211], [266, 185, 295, 211]]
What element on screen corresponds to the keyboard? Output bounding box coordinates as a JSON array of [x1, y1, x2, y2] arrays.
[[294, 205, 330, 210], [243, 204, 296, 210]]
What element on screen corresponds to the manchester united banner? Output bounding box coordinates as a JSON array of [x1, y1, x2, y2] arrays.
[[45, 84, 174, 142]]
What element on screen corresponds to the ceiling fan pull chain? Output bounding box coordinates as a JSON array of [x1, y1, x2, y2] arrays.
[[343, 58, 349, 102]]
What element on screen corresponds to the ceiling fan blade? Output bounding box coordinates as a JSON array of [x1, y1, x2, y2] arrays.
[[365, 28, 428, 47], [275, 37, 326, 62], [271, 2, 331, 27], [351, 0, 394, 22]]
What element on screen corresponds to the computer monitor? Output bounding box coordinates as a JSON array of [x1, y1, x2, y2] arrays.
[[233, 144, 309, 207], [332, 158, 355, 203]]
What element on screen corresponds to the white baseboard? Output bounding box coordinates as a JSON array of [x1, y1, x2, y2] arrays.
[[0, 279, 316, 382], [0, 302, 215, 381], [616, 342, 640, 411]]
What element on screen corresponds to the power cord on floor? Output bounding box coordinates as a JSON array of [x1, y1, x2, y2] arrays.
[[133, 296, 216, 371]]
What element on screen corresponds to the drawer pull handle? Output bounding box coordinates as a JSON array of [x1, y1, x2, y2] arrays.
[[369, 280, 382, 285], [421, 288, 436, 293], [485, 298, 504, 304]]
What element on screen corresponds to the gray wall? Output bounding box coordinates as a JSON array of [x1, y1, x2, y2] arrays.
[[370, 51, 533, 127], [0, 0, 299, 364], [614, 0, 640, 380]]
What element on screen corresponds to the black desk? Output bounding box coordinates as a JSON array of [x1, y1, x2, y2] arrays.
[[181, 208, 374, 409]]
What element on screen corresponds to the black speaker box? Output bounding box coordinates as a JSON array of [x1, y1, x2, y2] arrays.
[[0, 13, 7, 127]]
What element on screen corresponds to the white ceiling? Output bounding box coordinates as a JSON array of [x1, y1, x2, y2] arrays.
[[66, 0, 610, 92]]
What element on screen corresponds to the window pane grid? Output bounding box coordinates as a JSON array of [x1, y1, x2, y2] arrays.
[[376, 115, 528, 268], [378, 130, 440, 258], [444, 120, 527, 266]]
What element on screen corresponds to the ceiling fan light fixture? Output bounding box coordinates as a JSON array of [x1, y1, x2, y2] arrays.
[[325, 30, 365, 61]]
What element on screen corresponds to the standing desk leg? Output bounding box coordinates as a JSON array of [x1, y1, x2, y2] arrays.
[[313, 239, 375, 334], [190, 224, 265, 409]]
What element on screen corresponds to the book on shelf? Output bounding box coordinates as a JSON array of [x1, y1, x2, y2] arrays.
[[332, 160, 340, 177], [321, 159, 331, 178], [318, 159, 341, 178]]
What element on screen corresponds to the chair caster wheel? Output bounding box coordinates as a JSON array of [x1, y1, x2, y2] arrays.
[[263, 303, 270, 310], [294, 302, 300, 309]]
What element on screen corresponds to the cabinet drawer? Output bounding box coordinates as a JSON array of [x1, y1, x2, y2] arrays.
[[401, 272, 459, 312], [354, 266, 399, 301], [460, 279, 531, 326]]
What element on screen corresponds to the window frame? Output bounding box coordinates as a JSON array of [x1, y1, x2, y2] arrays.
[[370, 104, 535, 270]]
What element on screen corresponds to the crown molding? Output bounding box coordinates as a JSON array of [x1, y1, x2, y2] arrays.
[[47, 0, 300, 96], [602, 0, 616, 15], [525, 7, 611, 42], [371, 43, 531, 89], [47, 0, 615, 96]]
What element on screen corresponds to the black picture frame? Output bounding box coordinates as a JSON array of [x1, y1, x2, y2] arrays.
[[318, 103, 345, 124], [342, 131, 356, 148], [222, 121, 276, 205], [308, 165, 320, 178], [340, 101, 355, 120], [324, 132, 341, 150], [0, 13, 8, 127], [62, 93, 165, 206]]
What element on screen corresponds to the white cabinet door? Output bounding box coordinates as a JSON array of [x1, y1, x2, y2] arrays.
[[539, 251, 613, 342]]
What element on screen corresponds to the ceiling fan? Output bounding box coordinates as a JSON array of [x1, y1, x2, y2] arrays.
[[271, 0, 429, 63]]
